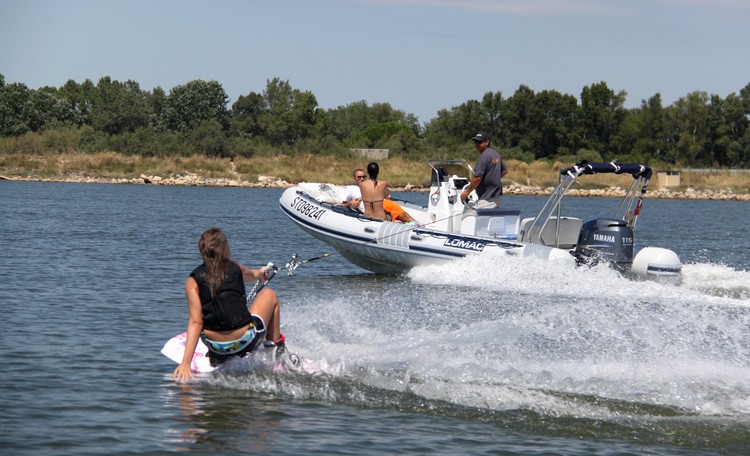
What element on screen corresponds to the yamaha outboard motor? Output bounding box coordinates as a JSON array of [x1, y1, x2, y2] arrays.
[[575, 218, 634, 271]]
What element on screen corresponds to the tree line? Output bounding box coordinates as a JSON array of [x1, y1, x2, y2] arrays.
[[1, 73, 749, 168]]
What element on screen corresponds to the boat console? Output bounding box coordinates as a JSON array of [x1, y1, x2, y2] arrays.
[[426, 160, 523, 239]]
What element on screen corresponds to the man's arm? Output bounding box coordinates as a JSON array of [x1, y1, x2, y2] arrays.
[[460, 175, 482, 202]]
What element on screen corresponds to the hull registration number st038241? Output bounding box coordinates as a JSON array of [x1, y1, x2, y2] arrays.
[[291, 197, 327, 221]]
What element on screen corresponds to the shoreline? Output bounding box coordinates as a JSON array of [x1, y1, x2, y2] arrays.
[[2, 173, 749, 201]]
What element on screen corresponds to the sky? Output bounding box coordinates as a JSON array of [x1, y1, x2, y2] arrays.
[[2, 0, 749, 123]]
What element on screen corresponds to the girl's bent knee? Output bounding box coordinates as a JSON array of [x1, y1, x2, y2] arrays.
[[256, 288, 278, 301]]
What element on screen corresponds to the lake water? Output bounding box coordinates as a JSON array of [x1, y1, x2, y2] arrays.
[[1, 181, 749, 455]]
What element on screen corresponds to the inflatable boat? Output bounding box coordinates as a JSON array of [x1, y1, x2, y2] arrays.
[[279, 160, 682, 279]]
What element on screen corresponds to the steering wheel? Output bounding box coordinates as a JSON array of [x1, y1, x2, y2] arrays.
[[461, 184, 478, 208]]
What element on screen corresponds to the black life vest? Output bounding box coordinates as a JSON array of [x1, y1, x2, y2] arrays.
[[191, 262, 253, 331]]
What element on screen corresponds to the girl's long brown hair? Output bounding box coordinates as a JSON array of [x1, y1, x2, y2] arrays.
[[198, 228, 231, 300]]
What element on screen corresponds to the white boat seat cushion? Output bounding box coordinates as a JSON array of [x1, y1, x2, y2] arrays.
[[519, 217, 582, 248]]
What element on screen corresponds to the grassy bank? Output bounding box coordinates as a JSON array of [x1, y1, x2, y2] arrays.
[[2, 151, 749, 194]]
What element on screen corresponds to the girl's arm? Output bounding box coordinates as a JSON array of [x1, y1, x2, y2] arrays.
[[173, 277, 203, 382], [239, 262, 267, 283]]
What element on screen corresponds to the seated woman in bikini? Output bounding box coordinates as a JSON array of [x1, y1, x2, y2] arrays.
[[358, 162, 390, 220], [172, 228, 291, 382], [344, 168, 417, 224]]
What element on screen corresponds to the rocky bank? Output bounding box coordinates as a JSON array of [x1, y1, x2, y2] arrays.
[[1, 173, 748, 201]]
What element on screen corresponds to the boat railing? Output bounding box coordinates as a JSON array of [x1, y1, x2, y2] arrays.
[[526, 162, 653, 246], [525, 171, 579, 246], [615, 177, 648, 228]]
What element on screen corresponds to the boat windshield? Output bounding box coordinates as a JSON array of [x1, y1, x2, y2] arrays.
[[427, 160, 473, 187]]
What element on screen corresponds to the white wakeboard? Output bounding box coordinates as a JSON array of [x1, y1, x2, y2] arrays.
[[161, 332, 216, 373], [162, 332, 306, 374]]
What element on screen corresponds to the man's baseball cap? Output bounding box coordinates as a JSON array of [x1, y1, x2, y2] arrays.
[[470, 131, 490, 142]]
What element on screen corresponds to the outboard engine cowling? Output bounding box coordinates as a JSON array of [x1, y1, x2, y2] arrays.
[[575, 218, 634, 271]]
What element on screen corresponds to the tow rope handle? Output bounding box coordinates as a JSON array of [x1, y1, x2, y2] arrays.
[[247, 253, 304, 304], [285, 253, 301, 276], [247, 261, 279, 302]]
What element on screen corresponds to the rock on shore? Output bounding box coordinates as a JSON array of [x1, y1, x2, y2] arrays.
[[136, 172, 290, 188], [501, 183, 749, 200], [1, 174, 748, 201], [0, 172, 289, 188]]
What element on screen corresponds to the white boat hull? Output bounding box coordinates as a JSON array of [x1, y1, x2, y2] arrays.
[[280, 186, 570, 274], [279, 160, 682, 279]]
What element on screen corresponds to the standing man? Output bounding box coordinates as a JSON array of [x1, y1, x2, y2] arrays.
[[459, 131, 507, 234], [460, 131, 507, 208]]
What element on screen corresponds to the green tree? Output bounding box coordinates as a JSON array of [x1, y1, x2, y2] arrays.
[[705, 88, 750, 167], [319, 100, 419, 147], [614, 93, 670, 163], [479, 91, 504, 141], [737, 82, 750, 167], [0, 81, 35, 135], [0, 79, 71, 135], [535, 89, 580, 158], [258, 78, 319, 146], [504, 87, 579, 158], [318, 100, 371, 141], [191, 119, 227, 156], [89, 77, 149, 135], [579, 81, 627, 159], [638, 93, 670, 161], [503, 85, 537, 153], [356, 121, 414, 148], [164, 80, 230, 133], [668, 91, 709, 165], [231, 91, 265, 138], [368, 102, 421, 135], [30, 87, 75, 130], [147, 86, 168, 131], [56, 78, 97, 127], [705, 94, 729, 166], [424, 98, 486, 148]]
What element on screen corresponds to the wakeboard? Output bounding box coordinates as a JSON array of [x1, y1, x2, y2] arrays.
[[161, 331, 302, 374], [161, 331, 215, 373]]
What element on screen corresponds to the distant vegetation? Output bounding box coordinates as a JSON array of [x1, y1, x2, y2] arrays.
[[1, 73, 749, 169]]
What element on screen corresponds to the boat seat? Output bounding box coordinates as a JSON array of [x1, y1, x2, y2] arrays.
[[315, 194, 343, 204], [474, 209, 521, 239], [331, 205, 362, 216], [519, 216, 582, 248]]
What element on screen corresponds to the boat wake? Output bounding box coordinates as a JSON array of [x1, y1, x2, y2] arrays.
[[680, 262, 750, 300], [196, 253, 750, 446]]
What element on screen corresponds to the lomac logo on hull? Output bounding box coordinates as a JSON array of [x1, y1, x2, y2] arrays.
[[444, 237, 485, 252]]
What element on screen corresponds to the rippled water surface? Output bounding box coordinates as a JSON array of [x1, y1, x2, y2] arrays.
[[1, 181, 749, 455]]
